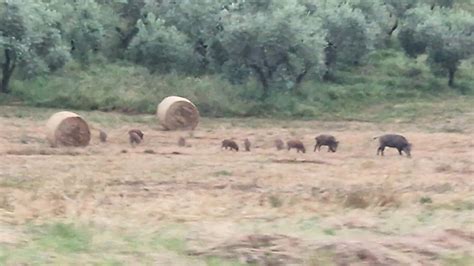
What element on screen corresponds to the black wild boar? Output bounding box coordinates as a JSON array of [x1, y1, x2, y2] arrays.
[[314, 134, 339, 152], [374, 134, 412, 157], [129, 131, 142, 147], [287, 140, 306, 153], [222, 139, 239, 151]]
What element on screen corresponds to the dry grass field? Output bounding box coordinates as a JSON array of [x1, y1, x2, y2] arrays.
[[0, 106, 473, 265]]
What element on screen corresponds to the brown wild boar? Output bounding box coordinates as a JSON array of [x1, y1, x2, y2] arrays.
[[222, 139, 239, 151], [314, 134, 339, 152], [129, 131, 142, 147], [128, 129, 144, 140], [274, 139, 285, 151], [99, 130, 107, 143], [244, 138, 251, 152], [178, 137, 186, 147], [287, 140, 306, 153], [374, 134, 412, 157]]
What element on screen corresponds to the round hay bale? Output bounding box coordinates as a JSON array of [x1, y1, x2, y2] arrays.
[[46, 111, 91, 147], [157, 96, 200, 130]]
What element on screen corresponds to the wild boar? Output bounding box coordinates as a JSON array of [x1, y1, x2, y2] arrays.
[[274, 139, 285, 151], [314, 134, 339, 152], [244, 138, 251, 152], [287, 140, 306, 153], [374, 134, 412, 157], [128, 129, 144, 140], [178, 137, 186, 147], [99, 130, 107, 143], [129, 131, 142, 147], [222, 139, 239, 151]]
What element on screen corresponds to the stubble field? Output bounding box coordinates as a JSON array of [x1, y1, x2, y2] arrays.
[[0, 106, 473, 265]]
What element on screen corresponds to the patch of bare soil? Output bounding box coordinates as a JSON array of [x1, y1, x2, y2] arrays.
[[188, 234, 306, 265], [188, 229, 474, 265], [272, 158, 332, 165], [5, 148, 84, 156]]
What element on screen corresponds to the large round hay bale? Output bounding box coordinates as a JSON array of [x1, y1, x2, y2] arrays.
[[157, 96, 200, 130], [46, 111, 91, 147]]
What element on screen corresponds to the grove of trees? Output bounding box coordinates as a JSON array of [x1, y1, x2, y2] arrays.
[[1, 0, 473, 99]]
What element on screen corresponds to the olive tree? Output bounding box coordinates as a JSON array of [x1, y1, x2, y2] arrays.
[[210, 0, 326, 98], [126, 13, 196, 73], [383, 0, 420, 36], [143, 0, 227, 72], [46, 0, 120, 64], [399, 6, 474, 86], [317, 3, 377, 80], [349, 0, 392, 42], [0, 0, 69, 93]]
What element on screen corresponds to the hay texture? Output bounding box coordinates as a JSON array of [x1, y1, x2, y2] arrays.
[[157, 96, 199, 130], [46, 111, 91, 147]]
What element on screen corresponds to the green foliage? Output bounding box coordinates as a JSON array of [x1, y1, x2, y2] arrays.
[[10, 48, 474, 120], [349, 0, 393, 43], [213, 0, 326, 96], [47, 0, 120, 64], [12, 63, 252, 116], [399, 5, 474, 86], [318, 2, 377, 79], [0, 0, 69, 92], [127, 13, 196, 73], [0, 0, 473, 118], [384, 0, 420, 18], [147, 0, 225, 71]]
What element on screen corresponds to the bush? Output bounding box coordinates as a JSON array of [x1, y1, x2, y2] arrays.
[[9, 48, 474, 121]]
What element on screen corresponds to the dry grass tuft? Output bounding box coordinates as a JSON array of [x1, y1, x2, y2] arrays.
[[343, 184, 401, 209], [6, 148, 83, 156], [435, 163, 453, 173], [268, 194, 284, 208]]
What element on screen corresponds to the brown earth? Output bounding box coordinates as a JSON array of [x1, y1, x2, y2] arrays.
[[0, 107, 473, 265]]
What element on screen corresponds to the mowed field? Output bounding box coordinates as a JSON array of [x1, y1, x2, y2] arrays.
[[0, 106, 473, 265]]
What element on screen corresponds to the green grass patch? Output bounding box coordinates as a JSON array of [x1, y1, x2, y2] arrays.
[[151, 236, 187, 254], [6, 49, 474, 122], [269, 194, 284, 208], [307, 249, 336, 266], [442, 253, 474, 266], [0, 221, 209, 265], [430, 200, 474, 212], [419, 196, 433, 204], [212, 170, 233, 177], [205, 256, 254, 266], [32, 223, 92, 253], [323, 228, 337, 236]]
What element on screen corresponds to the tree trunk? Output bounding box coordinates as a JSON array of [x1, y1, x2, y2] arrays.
[[388, 19, 398, 37], [250, 64, 270, 99], [293, 67, 310, 96], [448, 68, 455, 87], [1, 49, 16, 94]]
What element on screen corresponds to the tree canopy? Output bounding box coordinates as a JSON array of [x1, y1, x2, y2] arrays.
[[1, 0, 473, 95]]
